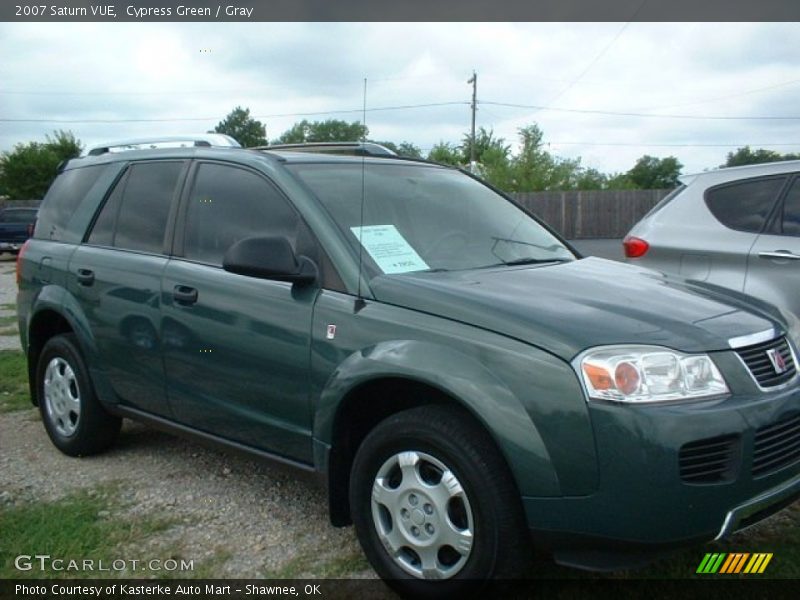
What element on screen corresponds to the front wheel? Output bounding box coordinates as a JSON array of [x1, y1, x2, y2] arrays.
[[349, 405, 530, 596], [37, 333, 121, 456]]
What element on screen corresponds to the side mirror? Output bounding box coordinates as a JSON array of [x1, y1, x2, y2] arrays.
[[222, 236, 317, 284]]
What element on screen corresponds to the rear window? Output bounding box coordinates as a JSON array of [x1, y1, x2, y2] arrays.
[[35, 165, 108, 241], [641, 185, 685, 220], [704, 176, 786, 233], [87, 161, 184, 254], [0, 208, 37, 223]]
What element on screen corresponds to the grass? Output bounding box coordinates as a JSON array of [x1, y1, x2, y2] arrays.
[[0, 314, 18, 336], [0, 485, 176, 579], [265, 549, 371, 578], [0, 350, 30, 413]]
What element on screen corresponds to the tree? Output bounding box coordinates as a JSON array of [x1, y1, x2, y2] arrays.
[[508, 125, 582, 192], [396, 142, 423, 158], [213, 106, 267, 147], [369, 140, 422, 158], [0, 130, 83, 199], [427, 142, 462, 166], [626, 155, 682, 189], [461, 127, 511, 166], [575, 167, 608, 190], [275, 119, 368, 144], [45, 130, 82, 161], [722, 146, 800, 168]]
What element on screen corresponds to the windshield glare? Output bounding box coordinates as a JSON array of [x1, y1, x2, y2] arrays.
[[288, 163, 575, 275]]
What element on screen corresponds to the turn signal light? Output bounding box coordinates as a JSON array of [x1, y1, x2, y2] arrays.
[[623, 236, 649, 258], [16, 240, 30, 286]]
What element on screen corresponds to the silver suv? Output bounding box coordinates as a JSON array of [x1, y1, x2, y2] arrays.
[[625, 160, 800, 320]]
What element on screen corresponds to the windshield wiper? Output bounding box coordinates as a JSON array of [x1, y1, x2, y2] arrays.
[[480, 257, 571, 268]]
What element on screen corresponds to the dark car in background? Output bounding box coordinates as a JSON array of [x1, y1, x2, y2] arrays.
[[15, 136, 800, 596], [0, 206, 37, 255]]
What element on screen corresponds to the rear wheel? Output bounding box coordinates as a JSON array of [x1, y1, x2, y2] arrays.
[[349, 405, 530, 597], [37, 334, 121, 456]]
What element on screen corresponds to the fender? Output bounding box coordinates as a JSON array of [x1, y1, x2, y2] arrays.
[[314, 339, 562, 497], [29, 286, 118, 409]]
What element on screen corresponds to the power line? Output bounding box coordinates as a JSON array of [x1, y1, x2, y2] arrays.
[[0, 101, 469, 124], [547, 141, 800, 148], [481, 101, 800, 121], [632, 77, 800, 112], [538, 10, 642, 113]]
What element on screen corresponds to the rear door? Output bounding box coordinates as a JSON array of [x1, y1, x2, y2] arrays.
[[69, 160, 187, 417], [746, 174, 800, 317], [160, 161, 318, 462], [700, 175, 787, 290]]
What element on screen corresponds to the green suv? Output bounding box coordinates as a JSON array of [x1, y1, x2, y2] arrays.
[[16, 135, 800, 595]]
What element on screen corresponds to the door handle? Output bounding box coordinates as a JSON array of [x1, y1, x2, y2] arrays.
[[758, 251, 800, 261], [173, 285, 198, 305], [76, 268, 95, 286]]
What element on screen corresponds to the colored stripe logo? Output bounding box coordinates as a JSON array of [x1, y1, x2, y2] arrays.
[[696, 552, 773, 574]]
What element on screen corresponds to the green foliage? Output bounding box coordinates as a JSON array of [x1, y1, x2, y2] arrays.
[[396, 142, 423, 159], [461, 127, 511, 166], [275, 119, 368, 144], [213, 106, 267, 148], [369, 140, 422, 158], [0, 350, 29, 413], [0, 485, 177, 579], [626, 155, 683, 189], [505, 125, 583, 192], [604, 172, 637, 190], [723, 146, 800, 168], [427, 142, 462, 166], [575, 168, 609, 190], [0, 130, 82, 199]]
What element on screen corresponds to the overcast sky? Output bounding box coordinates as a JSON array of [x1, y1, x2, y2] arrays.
[[1, 22, 799, 174]]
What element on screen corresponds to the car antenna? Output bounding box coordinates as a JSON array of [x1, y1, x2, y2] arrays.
[[355, 77, 368, 312]]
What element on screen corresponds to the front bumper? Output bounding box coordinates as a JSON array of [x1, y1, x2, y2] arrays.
[[521, 365, 800, 565]]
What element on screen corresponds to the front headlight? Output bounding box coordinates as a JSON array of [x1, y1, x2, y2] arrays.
[[576, 345, 729, 403]]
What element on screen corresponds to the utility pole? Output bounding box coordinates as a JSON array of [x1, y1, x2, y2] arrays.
[[467, 70, 477, 172]]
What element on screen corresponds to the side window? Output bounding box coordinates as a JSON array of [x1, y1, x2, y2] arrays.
[[88, 161, 184, 253], [183, 163, 304, 266], [35, 164, 108, 241], [87, 171, 125, 246], [705, 176, 786, 233], [780, 178, 800, 236]]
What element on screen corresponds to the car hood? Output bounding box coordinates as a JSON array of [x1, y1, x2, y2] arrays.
[[369, 257, 780, 360]]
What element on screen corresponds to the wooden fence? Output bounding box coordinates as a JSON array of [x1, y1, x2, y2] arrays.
[[510, 189, 671, 239], [0, 200, 41, 210], [2, 190, 671, 240]]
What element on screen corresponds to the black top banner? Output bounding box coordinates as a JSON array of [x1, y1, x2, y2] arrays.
[[3, 0, 800, 22]]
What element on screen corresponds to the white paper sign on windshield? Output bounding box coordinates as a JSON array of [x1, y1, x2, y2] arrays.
[[350, 225, 430, 274]]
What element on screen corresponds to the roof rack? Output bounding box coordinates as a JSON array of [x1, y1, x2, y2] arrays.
[[86, 134, 241, 156], [256, 141, 397, 157]]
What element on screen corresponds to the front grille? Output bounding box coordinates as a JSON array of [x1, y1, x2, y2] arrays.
[[735, 336, 796, 388], [752, 413, 800, 478], [679, 435, 740, 484]]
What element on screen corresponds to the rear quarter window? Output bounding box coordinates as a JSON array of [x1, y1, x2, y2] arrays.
[[35, 165, 109, 241], [704, 176, 787, 233]]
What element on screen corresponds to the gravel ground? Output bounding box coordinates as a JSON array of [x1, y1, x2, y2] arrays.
[[0, 255, 21, 351], [0, 411, 373, 578], [0, 255, 373, 579]]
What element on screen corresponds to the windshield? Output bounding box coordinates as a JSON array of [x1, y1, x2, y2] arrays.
[[287, 162, 575, 274]]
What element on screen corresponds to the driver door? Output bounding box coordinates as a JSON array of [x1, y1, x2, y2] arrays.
[[161, 161, 318, 463]]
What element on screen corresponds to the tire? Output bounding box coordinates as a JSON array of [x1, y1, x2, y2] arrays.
[[349, 405, 531, 597], [36, 333, 121, 456]]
